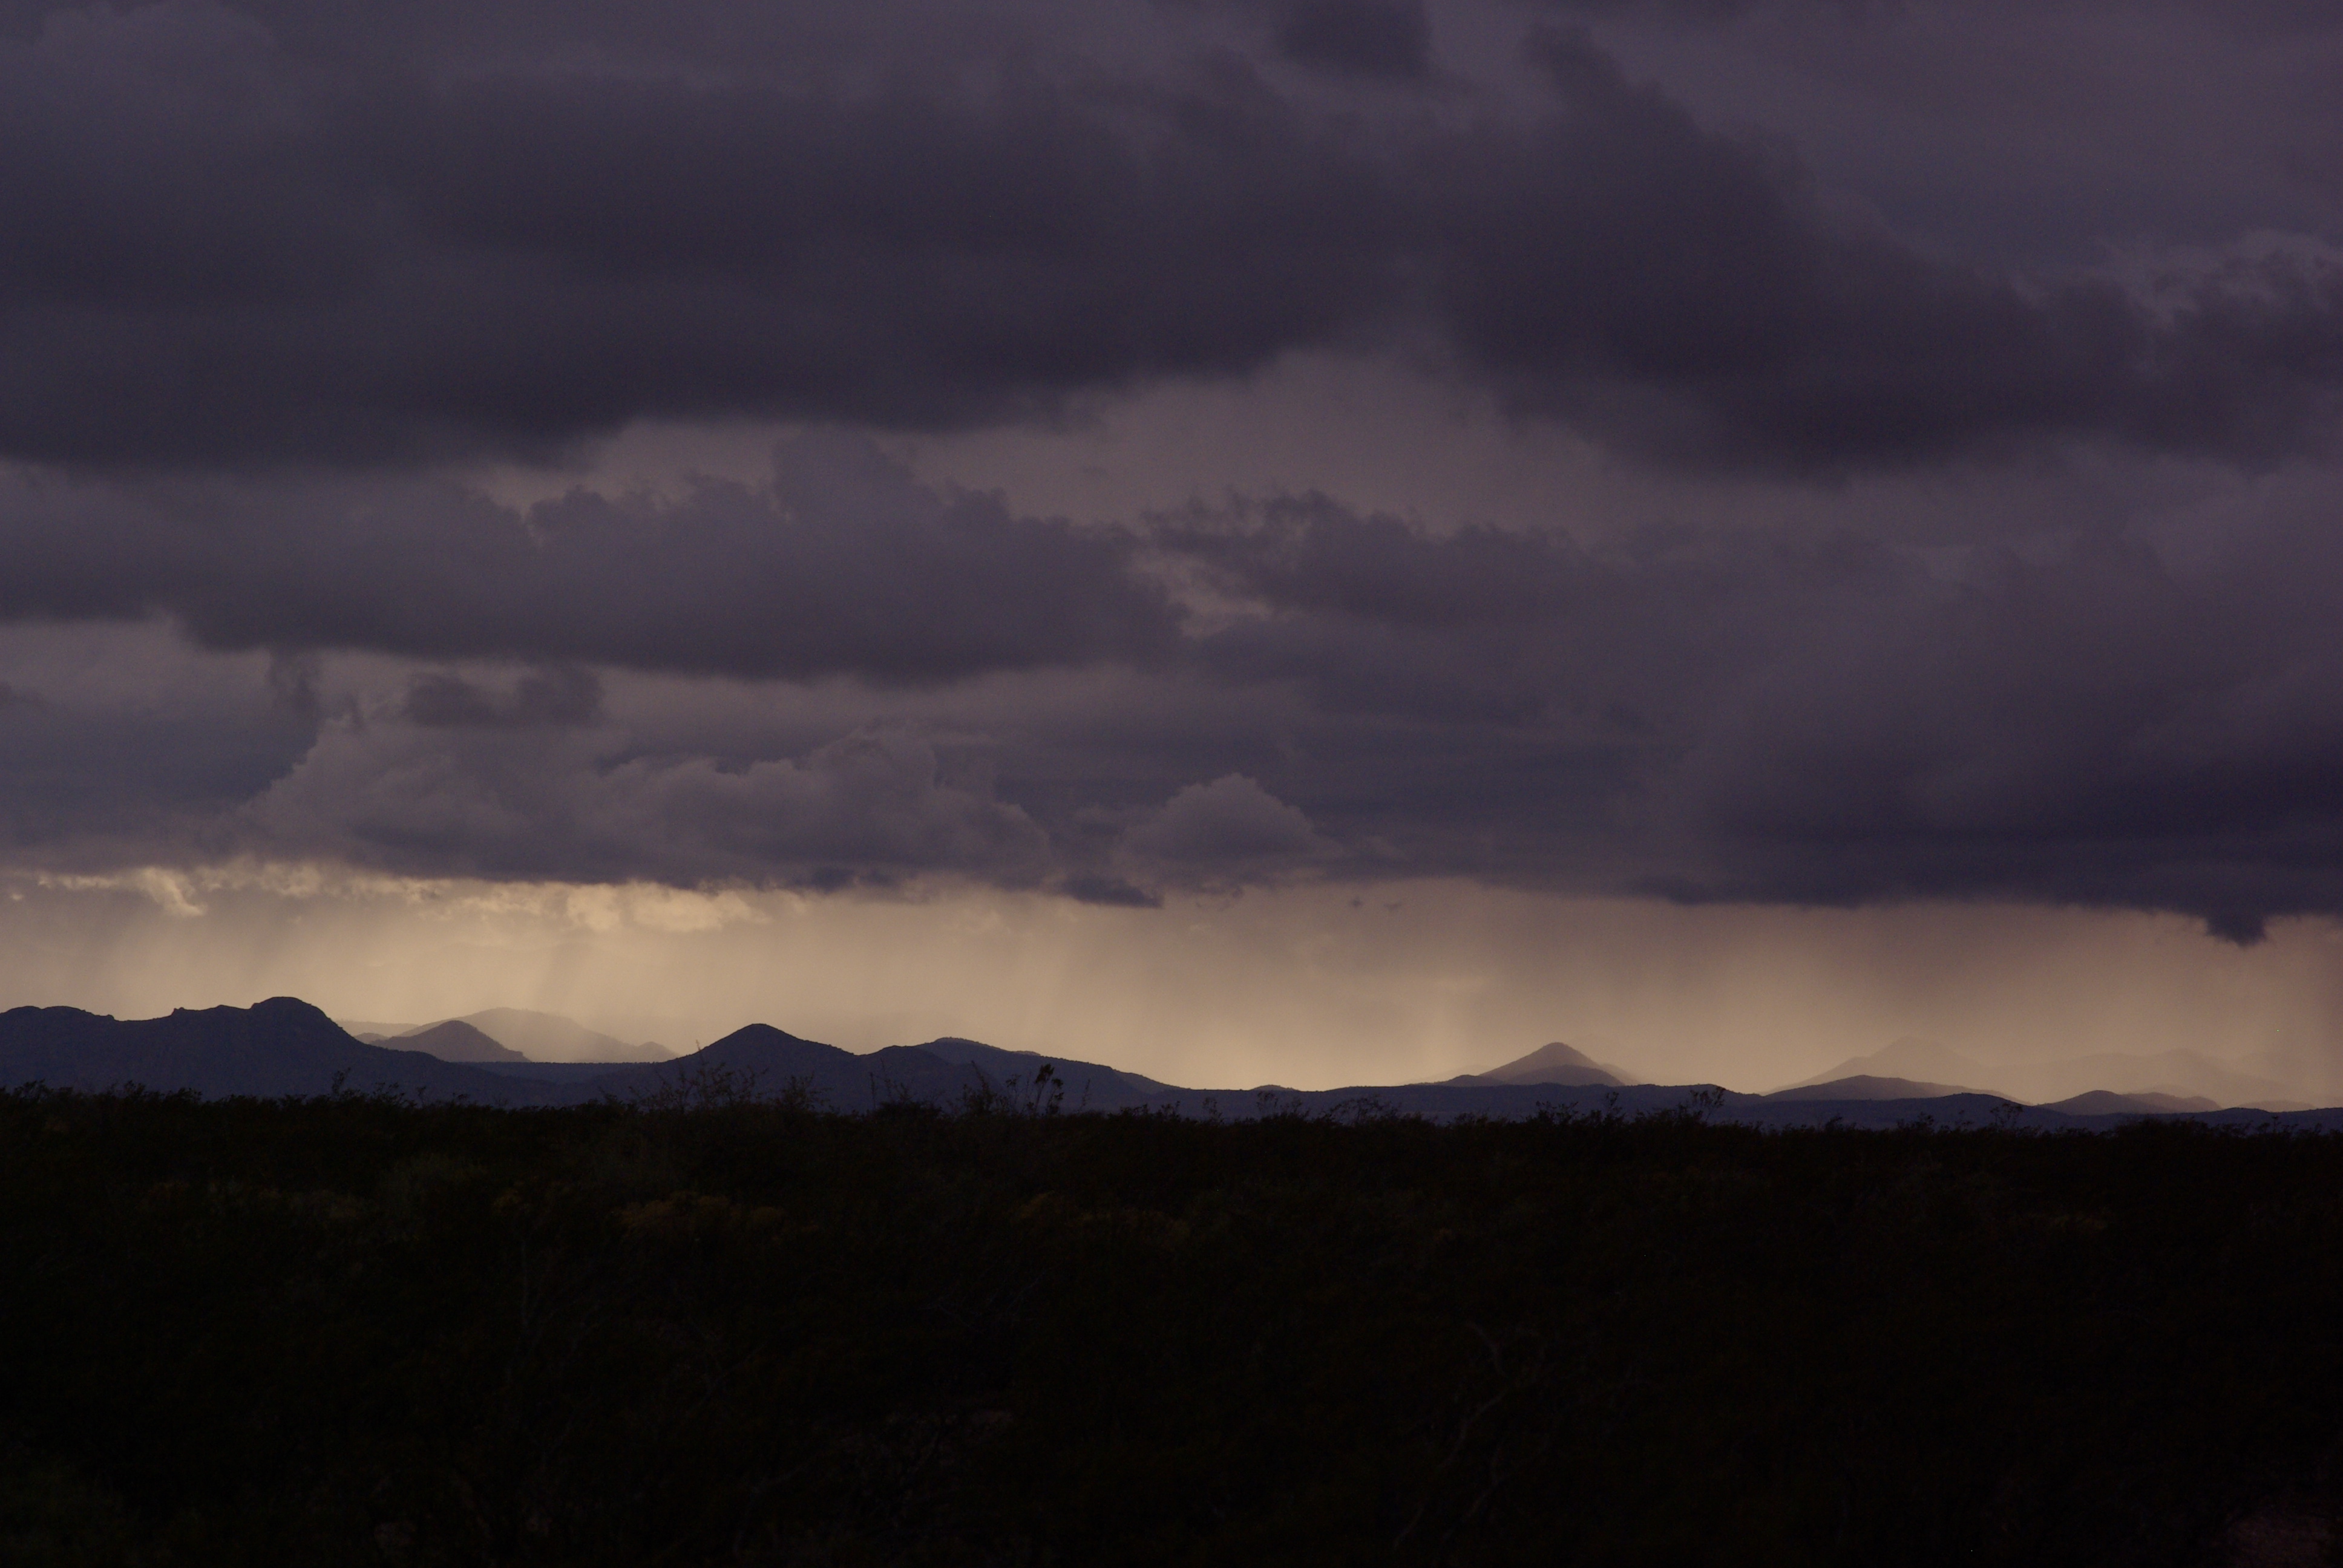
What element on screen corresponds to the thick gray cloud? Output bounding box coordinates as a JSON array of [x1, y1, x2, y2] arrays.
[[402, 667, 603, 730], [2, 0, 2343, 947], [0, 435, 1176, 681], [0, 629, 319, 864], [1118, 773, 1334, 879], [12, 469, 2343, 938], [0, 0, 2336, 471], [1436, 27, 2343, 468], [249, 722, 1053, 888], [1270, 0, 1432, 78], [1145, 485, 2343, 939]]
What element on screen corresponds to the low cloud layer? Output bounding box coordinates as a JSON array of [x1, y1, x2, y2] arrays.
[[10, 446, 2343, 938], [1156, 483, 2343, 939], [0, 435, 1173, 680], [250, 724, 1053, 889]]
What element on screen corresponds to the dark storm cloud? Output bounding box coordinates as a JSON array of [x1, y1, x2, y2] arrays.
[[1653, 521, 2343, 942], [1118, 773, 1334, 877], [1522, 0, 2343, 25], [249, 723, 1054, 889], [1162, 0, 1432, 80], [0, 0, 2339, 471], [15, 468, 2343, 939], [1434, 28, 2343, 469], [6, 0, 2343, 942], [0, 436, 1176, 681], [1058, 874, 1165, 909], [402, 667, 603, 729], [1139, 486, 2343, 939], [1270, 0, 1432, 78], [1502, 0, 1763, 30], [0, 0, 1400, 466], [0, 676, 318, 861]]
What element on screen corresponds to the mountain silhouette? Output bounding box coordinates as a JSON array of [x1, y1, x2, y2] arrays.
[[1996, 1050, 2305, 1109], [2045, 1089, 2221, 1116], [586, 1025, 969, 1110], [1780, 1037, 2307, 1109], [6, 997, 2339, 1129], [1780, 1039, 2005, 1097], [1768, 1074, 1978, 1102], [447, 1008, 670, 1062], [336, 1010, 670, 1059], [1450, 1040, 1631, 1088], [915, 1035, 1177, 1107], [0, 998, 561, 1102], [399, 1019, 529, 1063], [582, 1027, 1167, 1112]]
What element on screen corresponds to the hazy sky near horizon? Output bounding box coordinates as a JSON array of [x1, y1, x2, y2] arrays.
[[5, 0, 2343, 1089], [11, 867, 2343, 1094]]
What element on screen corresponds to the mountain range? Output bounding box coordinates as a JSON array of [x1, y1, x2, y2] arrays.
[[1777, 1036, 2311, 1111], [341, 1008, 674, 1062], [392, 1019, 528, 1064], [0, 999, 554, 1102], [3, 999, 2336, 1131]]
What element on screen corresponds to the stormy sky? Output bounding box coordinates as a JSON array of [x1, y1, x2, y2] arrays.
[[5, 0, 2343, 1088]]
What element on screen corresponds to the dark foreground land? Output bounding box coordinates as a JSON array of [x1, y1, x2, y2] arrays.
[[4, 1088, 2342, 1567]]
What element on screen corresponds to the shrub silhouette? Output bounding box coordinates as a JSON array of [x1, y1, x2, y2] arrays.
[[1, 1088, 2339, 1564]]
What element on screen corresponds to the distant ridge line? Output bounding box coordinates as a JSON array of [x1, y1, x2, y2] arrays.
[[3, 999, 2338, 1131], [1777, 1035, 2310, 1110]]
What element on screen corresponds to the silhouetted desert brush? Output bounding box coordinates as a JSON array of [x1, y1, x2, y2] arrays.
[[2, 1088, 2339, 1564]]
